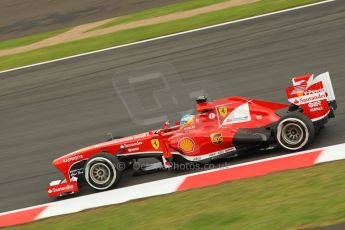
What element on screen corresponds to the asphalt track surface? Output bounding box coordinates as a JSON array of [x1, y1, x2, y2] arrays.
[[0, 0, 186, 41], [314, 223, 345, 230], [0, 0, 344, 213]]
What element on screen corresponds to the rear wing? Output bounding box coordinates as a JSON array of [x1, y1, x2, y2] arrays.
[[286, 72, 336, 122]]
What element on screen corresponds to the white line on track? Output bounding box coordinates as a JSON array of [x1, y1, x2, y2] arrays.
[[0, 0, 336, 75]]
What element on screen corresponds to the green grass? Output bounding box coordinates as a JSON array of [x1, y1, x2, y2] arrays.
[[9, 160, 345, 230], [0, 28, 69, 51], [91, 0, 228, 31], [0, 0, 323, 71]]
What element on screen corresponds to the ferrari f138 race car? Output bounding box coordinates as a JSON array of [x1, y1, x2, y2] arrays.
[[47, 72, 337, 197]]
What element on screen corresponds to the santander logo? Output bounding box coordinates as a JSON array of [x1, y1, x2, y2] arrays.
[[48, 184, 74, 193], [290, 92, 327, 105]]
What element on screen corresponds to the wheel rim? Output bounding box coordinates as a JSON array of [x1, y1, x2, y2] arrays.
[[90, 163, 111, 185], [276, 118, 309, 151], [281, 123, 304, 145], [85, 156, 117, 190]]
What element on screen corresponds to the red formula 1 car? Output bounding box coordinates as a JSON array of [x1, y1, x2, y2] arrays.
[[47, 72, 337, 197]]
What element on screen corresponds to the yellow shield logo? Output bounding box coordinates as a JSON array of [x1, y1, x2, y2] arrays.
[[151, 139, 160, 150], [218, 106, 228, 117], [178, 138, 195, 153]]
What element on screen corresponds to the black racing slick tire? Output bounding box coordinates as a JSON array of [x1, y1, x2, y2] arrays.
[[84, 153, 122, 191], [275, 112, 315, 151]]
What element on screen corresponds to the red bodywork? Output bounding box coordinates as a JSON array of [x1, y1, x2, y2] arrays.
[[47, 72, 336, 197], [48, 96, 288, 197]]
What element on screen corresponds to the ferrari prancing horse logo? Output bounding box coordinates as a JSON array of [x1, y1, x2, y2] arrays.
[[151, 139, 160, 150], [218, 106, 228, 117]]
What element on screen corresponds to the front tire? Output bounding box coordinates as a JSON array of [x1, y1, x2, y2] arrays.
[[275, 112, 315, 151], [84, 153, 121, 191]]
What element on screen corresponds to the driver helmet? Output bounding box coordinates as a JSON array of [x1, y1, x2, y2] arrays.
[[180, 114, 195, 127]]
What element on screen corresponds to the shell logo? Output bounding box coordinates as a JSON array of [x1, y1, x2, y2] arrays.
[[178, 137, 195, 153], [297, 91, 304, 97]]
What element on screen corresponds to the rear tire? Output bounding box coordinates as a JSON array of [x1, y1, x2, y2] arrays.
[[275, 112, 315, 151], [84, 153, 122, 191]]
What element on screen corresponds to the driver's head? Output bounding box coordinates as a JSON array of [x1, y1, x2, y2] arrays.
[[180, 114, 195, 127]]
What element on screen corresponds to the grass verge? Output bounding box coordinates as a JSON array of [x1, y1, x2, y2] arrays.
[[0, 28, 69, 51], [91, 0, 228, 31], [9, 160, 345, 230], [0, 0, 323, 71]]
